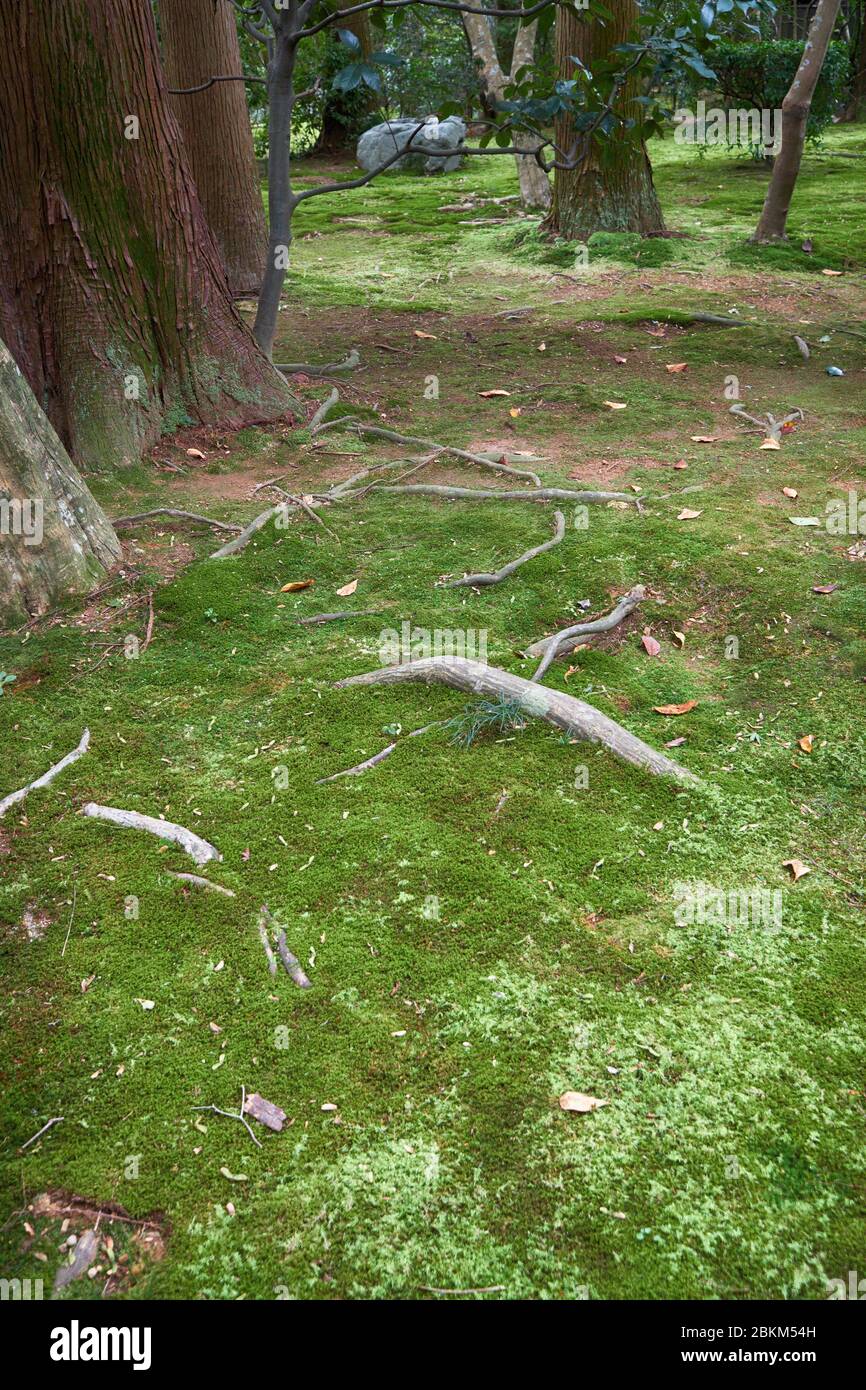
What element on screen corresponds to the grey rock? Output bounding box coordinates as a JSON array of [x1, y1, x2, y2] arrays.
[[356, 117, 466, 175]]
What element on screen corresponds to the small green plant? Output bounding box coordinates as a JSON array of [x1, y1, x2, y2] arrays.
[[0, 672, 16, 695], [203, 608, 218, 624], [446, 694, 527, 749]]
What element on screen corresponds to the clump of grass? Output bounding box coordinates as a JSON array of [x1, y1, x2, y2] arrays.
[[446, 695, 527, 749]]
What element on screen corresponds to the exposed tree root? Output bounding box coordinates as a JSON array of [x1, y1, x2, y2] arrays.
[[111, 509, 242, 533], [80, 803, 221, 865], [729, 403, 804, 441], [168, 872, 235, 897], [307, 386, 340, 433], [276, 929, 312, 989], [298, 609, 381, 625], [321, 420, 544, 486], [208, 505, 281, 558], [447, 510, 565, 588], [316, 722, 441, 783], [526, 586, 646, 682], [275, 348, 360, 376], [335, 657, 698, 784], [0, 728, 90, 819], [344, 483, 632, 505]]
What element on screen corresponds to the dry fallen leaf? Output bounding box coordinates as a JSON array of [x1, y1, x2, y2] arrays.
[[559, 1091, 609, 1114], [614, 355, 627, 364], [479, 389, 510, 398], [666, 362, 688, 374], [537, 342, 547, 352], [673, 459, 688, 470], [783, 858, 811, 881], [281, 579, 314, 592], [653, 700, 698, 716], [789, 516, 820, 527], [336, 579, 358, 597], [798, 734, 814, 754], [672, 630, 686, 649], [414, 329, 437, 339], [509, 407, 521, 418], [812, 582, 839, 594], [821, 268, 843, 277], [641, 634, 661, 656], [690, 435, 718, 444], [186, 447, 206, 459], [782, 487, 798, 499], [603, 400, 628, 410], [677, 508, 702, 521], [665, 736, 687, 748], [760, 437, 781, 450]]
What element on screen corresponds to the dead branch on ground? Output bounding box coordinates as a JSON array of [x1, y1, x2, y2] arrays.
[[447, 510, 565, 588], [525, 586, 646, 682], [80, 803, 221, 866]]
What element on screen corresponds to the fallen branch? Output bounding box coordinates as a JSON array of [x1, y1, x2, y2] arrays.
[[257, 912, 278, 976], [729, 403, 804, 441], [447, 510, 565, 588], [276, 930, 312, 990], [209, 506, 280, 559], [19, 1116, 64, 1152], [140, 591, 155, 654], [0, 729, 91, 819], [111, 508, 241, 533], [168, 872, 236, 897], [81, 803, 221, 866], [308, 387, 340, 433], [316, 722, 441, 783], [193, 1086, 262, 1149], [525, 586, 646, 682], [334, 656, 697, 784], [275, 348, 360, 375], [297, 609, 381, 625]]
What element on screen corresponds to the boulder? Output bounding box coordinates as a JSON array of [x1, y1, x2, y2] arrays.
[[356, 117, 466, 175]]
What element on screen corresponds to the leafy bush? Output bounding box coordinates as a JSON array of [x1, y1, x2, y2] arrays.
[[688, 39, 849, 144]]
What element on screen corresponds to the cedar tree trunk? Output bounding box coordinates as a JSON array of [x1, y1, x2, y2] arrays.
[[544, 1, 664, 240], [463, 15, 552, 209], [0, 0, 295, 471], [160, 0, 268, 295]]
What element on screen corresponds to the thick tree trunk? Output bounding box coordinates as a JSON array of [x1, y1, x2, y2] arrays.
[[462, 16, 551, 209], [753, 0, 843, 241], [0, 340, 121, 629], [160, 0, 267, 295], [0, 0, 295, 471], [544, 2, 664, 240]]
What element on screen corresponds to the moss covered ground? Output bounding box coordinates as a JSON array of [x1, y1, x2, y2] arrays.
[[1, 130, 865, 1301]]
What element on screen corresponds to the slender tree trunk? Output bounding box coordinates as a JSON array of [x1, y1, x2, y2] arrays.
[[544, 1, 664, 240], [841, 5, 866, 120], [160, 0, 267, 295], [253, 28, 296, 359], [0, 0, 295, 471], [0, 341, 121, 628], [462, 16, 551, 209], [753, 0, 844, 241]]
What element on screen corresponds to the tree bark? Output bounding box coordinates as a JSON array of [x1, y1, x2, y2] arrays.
[[753, 0, 844, 241], [462, 16, 551, 209], [544, 1, 664, 240], [315, 5, 376, 155], [0, 340, 121, 629], [841, 3, 866, 120], [160, 0, 267, 295], [0, 0, 295, 470]]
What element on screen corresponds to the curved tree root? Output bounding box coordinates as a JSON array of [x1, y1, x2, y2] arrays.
[[526, 586, 647, 682], [81, 803, 221, 865], [334, 657, 699, 784], [0, 728, 90, 819], [275, 348, 360, 376], [321, 420, 543, 486], [447, 510, 566, 588], [111, 509, 242, 533], [346, 483, 632, 505]]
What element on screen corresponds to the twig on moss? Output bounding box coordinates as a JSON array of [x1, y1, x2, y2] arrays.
[[526, 586, 646, 682], [447, 509, 565, 588], [0, 728, 91, 819]]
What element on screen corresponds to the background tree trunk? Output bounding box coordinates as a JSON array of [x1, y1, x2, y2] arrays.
[[315, 4, 377, 155], [0, 0, 295, 471], [160, 0, 268, 295], [462, 16, 551, 209], [544, 1, 664, 240], [753, 0, 843, 241], [0, 340, 121, 629], [841, 3, 866, 120]]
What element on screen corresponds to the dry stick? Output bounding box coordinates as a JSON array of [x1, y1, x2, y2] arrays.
[[0, 728, 91, 819], [19, 1116, 64, 1152], [334, 657, 698, 785], [193, 1087, 262, 1150], [316, 722, 442, 784], [336, 423, 543, 486], [257, 912, 278, 976], [275, 348, 360, 376], [297, 609, 381, 626], [80, 803, 221, 866], [526, 586, 647, 683], [60, 880, 77, 958], [447, 509, 565, 588], [111, 509, 241, 533], [347, 483, 632, 505], [276, 930, 312, 990], [168, 872, 236, 897], [140, 591, 155, 654]]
